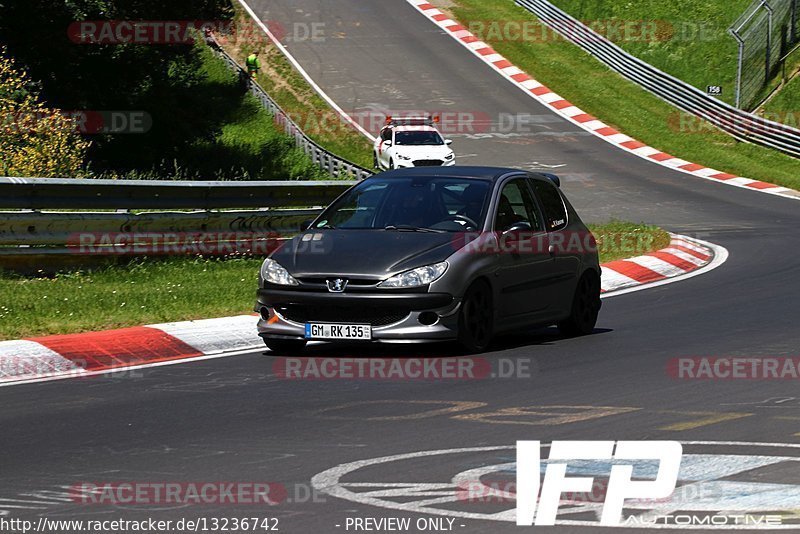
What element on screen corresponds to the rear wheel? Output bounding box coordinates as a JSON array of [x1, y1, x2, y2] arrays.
[[458, 280, 494, 353], [558, 271, 601, 337], [263, 338, 307, 354]]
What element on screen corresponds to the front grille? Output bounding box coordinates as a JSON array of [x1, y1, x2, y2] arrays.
[[413, 159, 443, 167], [297, 278, 377, 287], [276, 305, 410, 326]]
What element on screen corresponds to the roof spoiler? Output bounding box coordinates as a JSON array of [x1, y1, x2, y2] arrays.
[[386, 115, 438, 127], [540, 173, 561, 188]]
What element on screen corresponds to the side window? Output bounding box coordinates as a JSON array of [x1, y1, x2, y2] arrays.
[[531, 180, 568, 231], [494, 179, 543, 232]]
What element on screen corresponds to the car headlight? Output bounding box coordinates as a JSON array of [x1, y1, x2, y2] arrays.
[[444, 152, 454, 160], [261, 258, 299, 286], [379, 262, 448, 288], [397, 154, 412, 160]]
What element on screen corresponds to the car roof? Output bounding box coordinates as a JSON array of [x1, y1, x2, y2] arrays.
[[367, 166, 534, 183]]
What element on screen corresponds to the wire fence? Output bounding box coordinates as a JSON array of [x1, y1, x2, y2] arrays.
[[729, 0, 800, 109], [516, 0, 800, 158]]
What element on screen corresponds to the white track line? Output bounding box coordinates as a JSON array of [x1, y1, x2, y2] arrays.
[[236, 0, 376, 141]]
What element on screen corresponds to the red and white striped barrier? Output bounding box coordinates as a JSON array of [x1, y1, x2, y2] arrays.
[[0, 315, 262, 385], [600, 235, 722, 295]]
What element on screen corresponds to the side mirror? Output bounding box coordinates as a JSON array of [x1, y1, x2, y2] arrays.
[[445, 139, 453, 145], [384, 140, 393, 147], [503, 221, 532, 235], [300, 219, 313, 231]]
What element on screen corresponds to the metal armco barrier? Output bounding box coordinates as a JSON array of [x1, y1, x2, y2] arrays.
[[0, 177, 354, 257], [0, 177, 354, 210], [516, 0, 800, 158], [206, 35, 374, 180], [0, 209, 320, 249]]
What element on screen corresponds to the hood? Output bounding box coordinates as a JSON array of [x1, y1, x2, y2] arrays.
[[270, 230, 462, 279], [394, 145, 453, 160]]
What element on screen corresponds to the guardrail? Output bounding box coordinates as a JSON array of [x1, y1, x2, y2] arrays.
[[0, 177, 354, 210], [0, 177, 354, 258], [0, 209, 320, 254], [206, 35, 374, 180], [0, 34, 368, 263], [515, 0, 800, 158]]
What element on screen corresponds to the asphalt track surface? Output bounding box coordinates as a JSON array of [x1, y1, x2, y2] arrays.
[[2, 1, 800, 532]]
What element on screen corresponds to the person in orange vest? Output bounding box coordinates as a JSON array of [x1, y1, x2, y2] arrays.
[[246, 51, 261, 79]]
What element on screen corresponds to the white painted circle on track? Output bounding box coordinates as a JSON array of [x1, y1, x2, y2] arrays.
[[311, 441, 800, 529]]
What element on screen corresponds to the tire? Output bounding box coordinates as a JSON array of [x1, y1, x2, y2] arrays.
[[457, 280, 494, 353], [263, 338, 307, 354], [558, 271, 601, 337], [373, 152, 380, 169], [389, 158, 395, 170]]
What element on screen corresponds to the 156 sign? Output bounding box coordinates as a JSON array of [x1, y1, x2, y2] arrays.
[[516, 440, 683, 526]]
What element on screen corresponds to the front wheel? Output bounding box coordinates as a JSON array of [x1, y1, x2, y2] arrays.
[[389, 158, 395, 170], [373, 152, 380, 169], [458, 280, 494, 353], [558, 271, 601, 337], [263, 338, 307, 354]]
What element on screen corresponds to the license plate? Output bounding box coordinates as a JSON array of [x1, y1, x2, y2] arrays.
[[304, 323, 371, 340]]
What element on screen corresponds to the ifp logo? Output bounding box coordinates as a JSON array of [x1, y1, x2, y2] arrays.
[[516, 440, 682, 526]]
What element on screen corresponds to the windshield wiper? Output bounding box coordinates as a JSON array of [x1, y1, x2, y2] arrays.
[[384, 225, 444, 233]]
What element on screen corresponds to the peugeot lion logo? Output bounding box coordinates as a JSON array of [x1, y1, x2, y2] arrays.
[[327, 278, 348, 293]]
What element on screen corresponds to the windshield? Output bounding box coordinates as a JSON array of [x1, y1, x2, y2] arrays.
[[394, 131, 444, 146], [312, 177, 490, 232]]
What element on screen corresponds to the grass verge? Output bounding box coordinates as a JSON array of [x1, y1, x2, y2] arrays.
[[0, 257, 262, 340], [762, 71, 800, 115], [548, 0, 749, 108], [550, 0, 800, 111], [589, 221, 671, 264], [184, 44, 327, 180], [447, 0, 800, 190], [89, 43, 327, 181], [0, 222, 669, 339], [214, 5, 374, 169]]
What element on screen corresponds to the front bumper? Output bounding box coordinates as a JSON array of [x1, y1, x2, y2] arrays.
[[255, 289, 460, 342], [393, 158, 456, 169]]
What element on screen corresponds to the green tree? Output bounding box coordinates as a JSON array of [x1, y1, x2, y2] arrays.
[[0, 49, 88, 177], [0, 0, 234, 174]]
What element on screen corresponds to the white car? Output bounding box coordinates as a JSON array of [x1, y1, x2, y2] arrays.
[[373, 116, 455, 170]]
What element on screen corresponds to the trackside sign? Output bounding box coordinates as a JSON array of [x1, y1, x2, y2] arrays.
[[516, 440, 682, 526]]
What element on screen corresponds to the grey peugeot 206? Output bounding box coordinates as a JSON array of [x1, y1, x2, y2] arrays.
[[255, 166, 601, 354]]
